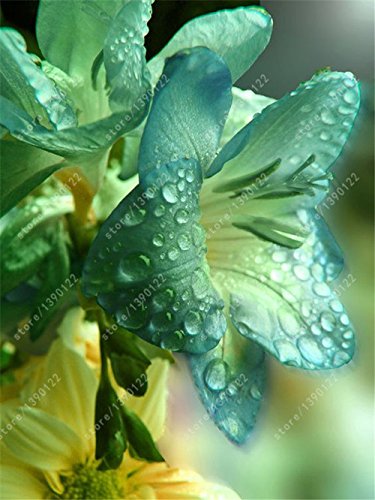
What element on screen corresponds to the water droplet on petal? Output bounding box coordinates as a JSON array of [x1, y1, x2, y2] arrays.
[[119, 253, 152, 283], [162, 184, 178, 204], [278, 306, 300, 337], [320, 131, 331, 141], [322, 336, 334, 348], [320, 311, 336, 332], [177, 234, 191, 251], [175, 209, 189, 224], [184, 310, 202, 336], [293, 264, 309, 281], [330, 299, 343, 313], [168, 247, 179, 261], [321, 109, 335, 125], [204, 359, 229, 391], [274, 339, 301, 366], [343, 329, 354, 340], [311, 323, 322, 336], [340, 313, 349, 326], [152, 233, 164, 247], [154, 204, 165, 217], [297, 336, 324, 365], [313, 282, 330, 297]]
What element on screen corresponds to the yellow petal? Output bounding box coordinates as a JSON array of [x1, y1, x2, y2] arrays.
[[1, 404, 84, 471], [125, 463, 240, 500], [57, 307, 100, 367], [124, 358, 169, 441], [20, 336, 97, 456], [0, 465, 48, 499]]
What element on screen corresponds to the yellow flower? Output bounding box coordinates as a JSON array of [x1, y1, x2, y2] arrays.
[[0, 309, 240, 499]]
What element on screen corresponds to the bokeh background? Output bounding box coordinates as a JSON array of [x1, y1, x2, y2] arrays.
[[1, 0, 374, 498]]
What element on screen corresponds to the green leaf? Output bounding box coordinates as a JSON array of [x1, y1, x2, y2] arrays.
[[106, 329, 151, 396], [0, 140, 64, 216], [95, 377, 127, 470], [29, 222, 71, 341], [148, 6, 272, 84], [121, 406, 164, 462], [0, 196, 72, 294]]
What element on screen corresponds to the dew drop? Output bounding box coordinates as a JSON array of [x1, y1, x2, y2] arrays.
[[297, 336, 324, 365], [343, 329, 354, 340], [168, 247, 179, 261], [177, 234, 191, 251], [321, 109, 335, 125], [154, 204, 165, 217], [184, 310, 202, 336], [311, 263, 324, 281], [152, 288, 175, 309], [152, 233, 164, 247], [177, 180, 185, 192], [278, 306, 300, 337], [293, 264, 310, 281], [322, 336, 334, 348], [119, 253, 152, 283], [250, 383, 262, 401], [270, 269, 283, 283], [311, 323, 322, 336], [340, 313, 349, 326], [320, 311, 336, 332], [274, 339, 301, 366], [338, 104, 353, 116], [343, 89, 357, 105], [204, 359, 228, 391], [123, 208, 146, 227], [162, 184, 178, 204], [320, 131, 331, 141], [272, 251, 287, 263], [175, 209, 189, 224], [313, 282, 330, 297], [186, 170, 194, 183]]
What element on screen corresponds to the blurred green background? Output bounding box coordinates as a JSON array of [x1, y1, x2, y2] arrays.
[[1, 0, 373, 498]]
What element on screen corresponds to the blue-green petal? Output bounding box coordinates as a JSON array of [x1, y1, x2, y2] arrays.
[[207, 71, 360, 200], [0, 28, 77, 130], [103, 0, 152, 113], [148, 6, 272, 83], [188, 318, 266, 445], [36, 0, 126, 80], [82, 158, 226, 354], [138, 47, 232, 179], [225, 210, 354, 370]]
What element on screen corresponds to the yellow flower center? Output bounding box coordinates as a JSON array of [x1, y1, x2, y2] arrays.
[[55, 463, 124, 499]]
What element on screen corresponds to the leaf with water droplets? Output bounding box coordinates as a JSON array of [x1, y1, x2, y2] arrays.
[[82, 158, 226, 354], [138, 47, 232, 179], [188, 286, 266, 445], [219, 210, 355, 370], [103, 0, 152, 113], [148, 6, 272, 84]]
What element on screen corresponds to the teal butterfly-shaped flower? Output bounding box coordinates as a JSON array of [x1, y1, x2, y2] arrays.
[[82, 9, 360, 443]]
